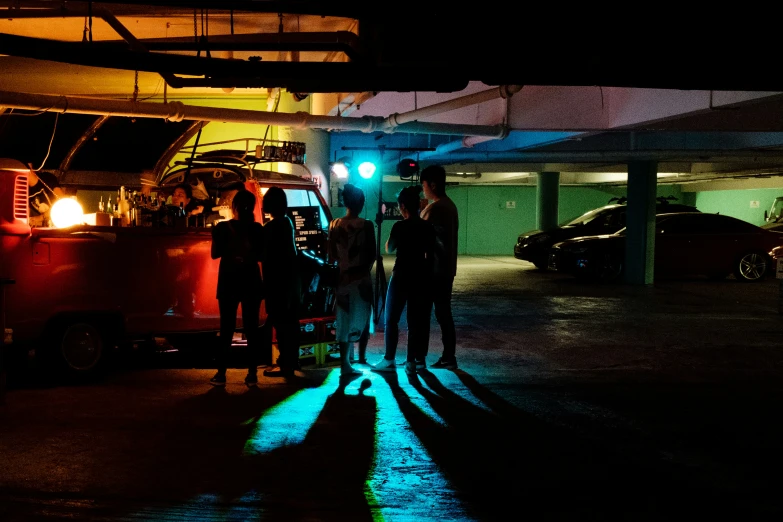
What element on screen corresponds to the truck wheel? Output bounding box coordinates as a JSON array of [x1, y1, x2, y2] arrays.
[[54, 321, 107, 376], [734, 251, 769, 282]]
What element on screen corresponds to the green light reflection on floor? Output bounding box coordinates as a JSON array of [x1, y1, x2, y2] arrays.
[[239, 368, 474, 520], [242, 370, 342, 455]]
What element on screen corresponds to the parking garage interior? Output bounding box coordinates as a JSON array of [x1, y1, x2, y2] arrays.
[[2, 2, 783, 520]]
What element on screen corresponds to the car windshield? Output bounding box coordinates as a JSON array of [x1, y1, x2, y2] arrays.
[[563, 206, 615, 226]]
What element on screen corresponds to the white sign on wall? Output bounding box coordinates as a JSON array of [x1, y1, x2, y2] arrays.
[[750, 200, 760, 208], [506, 201, 516, 209]]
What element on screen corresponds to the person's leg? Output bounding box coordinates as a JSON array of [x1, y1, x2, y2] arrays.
[[356, 323, 370, 363], [406, 291, 430, 365], [214, 297, 239, 383], [420, 291, 434, 360], [432, 276, 457, 363], [287, 310, 301, 370], [278, 307, 300, 371], [263, 309, 298, 377], [382, 273, 405, 361], [258, 310, 274, 366], [241, 295, 261, 380]]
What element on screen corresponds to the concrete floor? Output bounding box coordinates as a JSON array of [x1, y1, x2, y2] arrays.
[[2, 256, 783, 521]]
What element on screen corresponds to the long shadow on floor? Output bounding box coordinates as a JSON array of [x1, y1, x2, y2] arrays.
[[375, 368, 744, 521], [74, 371, 378, 521]]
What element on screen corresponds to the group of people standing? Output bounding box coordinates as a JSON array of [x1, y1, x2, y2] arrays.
[[209, 186, 301, 386], [329, 164, 459, 378], [209, 163, 459, 385]]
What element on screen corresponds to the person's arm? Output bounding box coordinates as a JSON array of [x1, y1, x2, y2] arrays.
[[327, 219, 338, 264], [211, 222, 225, 260], [386, 221, 399, 253], [363, 220, 377, 271], [252, 222, 265, 264], [425, 222, 436, 272]]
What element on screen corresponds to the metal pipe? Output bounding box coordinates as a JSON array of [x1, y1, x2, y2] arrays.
[[0, 90, 511, 138], [383, 85, 523, 129]]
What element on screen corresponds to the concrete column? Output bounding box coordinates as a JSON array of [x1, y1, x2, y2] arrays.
[[624, 161, 658, 285], [536, 172, 560, 231]]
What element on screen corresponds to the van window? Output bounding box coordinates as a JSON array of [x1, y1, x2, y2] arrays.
[[283, 188, 330, 231], [282, 188, 329, 257]]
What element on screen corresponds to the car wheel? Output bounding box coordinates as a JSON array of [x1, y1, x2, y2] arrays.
[[734, 251, 769, 282], [52, 321, 107, 377], [596, 253, 623, 283]]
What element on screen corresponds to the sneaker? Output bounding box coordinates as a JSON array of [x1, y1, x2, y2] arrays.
[[244, 371, 258, 386], [371, 358, 397, 372], [404, 361, 417, 375], [430, 358, 458, 369], [209, 372, 226, 386]]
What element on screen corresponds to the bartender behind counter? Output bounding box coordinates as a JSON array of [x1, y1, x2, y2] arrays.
[[159, 182, 207, 227]]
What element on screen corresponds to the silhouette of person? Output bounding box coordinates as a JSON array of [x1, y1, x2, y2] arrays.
[[328, 183, 376, 378], [420, 165, 460, 369], [209, 188, 265, 386], [261, 186, 302, 378], [371, 185, 435, 375]]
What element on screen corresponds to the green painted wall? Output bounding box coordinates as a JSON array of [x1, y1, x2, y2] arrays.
[[329, 181, 689, 256], [693, 188, 780, 226]]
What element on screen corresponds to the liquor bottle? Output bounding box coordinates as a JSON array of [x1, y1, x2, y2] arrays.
[[98, 196, 104, 213], [118, 186, 130, 226]]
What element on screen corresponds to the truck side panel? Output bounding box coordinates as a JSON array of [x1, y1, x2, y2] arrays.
[[5, 226, 245, 343]]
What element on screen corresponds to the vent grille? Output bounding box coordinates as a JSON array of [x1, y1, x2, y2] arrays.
[[14, 174, 29, 221]]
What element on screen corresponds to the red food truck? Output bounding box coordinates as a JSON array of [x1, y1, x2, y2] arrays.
[[0, 147, 338, 381]]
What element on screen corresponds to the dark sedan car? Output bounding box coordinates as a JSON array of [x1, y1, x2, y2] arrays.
[[514, 200, 699, 269], [548, 212, 783, 283]]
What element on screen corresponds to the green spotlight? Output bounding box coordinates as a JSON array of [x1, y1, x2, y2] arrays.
[[358, 161, 377, 179]]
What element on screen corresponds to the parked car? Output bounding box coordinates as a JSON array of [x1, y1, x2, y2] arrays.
[[514, 197, 699, 269], [548, 212, 783, 283]]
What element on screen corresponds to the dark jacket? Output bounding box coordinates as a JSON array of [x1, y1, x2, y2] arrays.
[[261, 215, 301, 314], [211, 219, 265, 300]]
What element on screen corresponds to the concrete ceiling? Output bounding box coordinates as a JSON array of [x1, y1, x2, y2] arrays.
[[2, 1, 783, 191]]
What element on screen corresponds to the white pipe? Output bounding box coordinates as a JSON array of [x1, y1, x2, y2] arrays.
[[383, 85, 522, 128], [0, 90, 508, 138]]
